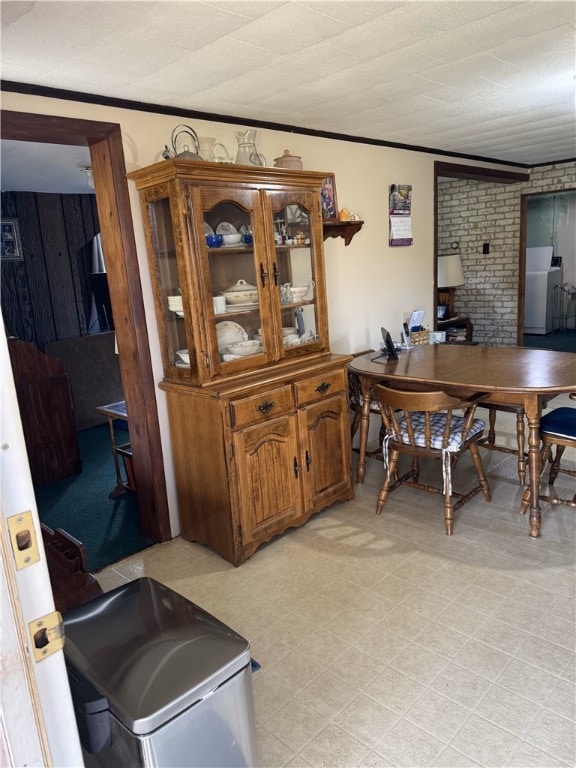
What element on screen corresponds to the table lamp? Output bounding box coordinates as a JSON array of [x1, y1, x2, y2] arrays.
[[437, 253, 465, 318]]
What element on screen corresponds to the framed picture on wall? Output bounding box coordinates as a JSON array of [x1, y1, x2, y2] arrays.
[[321, 174, 338, 220], [1, 218, 24, 261]]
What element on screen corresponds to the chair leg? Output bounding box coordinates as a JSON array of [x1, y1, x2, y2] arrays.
[[376, 448, 399, 514], [411, 455, 420, 483], [549, 444, 566, 485], [515, 412, 526, 485], [350, 410, 362, 443], [520, 486, 531, 515], [469, 444, 491, 501], [443, 495, 454, 535], [487, 408, 497, 445]]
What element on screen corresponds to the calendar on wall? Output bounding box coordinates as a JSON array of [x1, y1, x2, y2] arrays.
[[389, 184, 413, 246]]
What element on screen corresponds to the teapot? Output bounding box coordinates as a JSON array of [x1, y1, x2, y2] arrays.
[[162, 124, 202, 161]]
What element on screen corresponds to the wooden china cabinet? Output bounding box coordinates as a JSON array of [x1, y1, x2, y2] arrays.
[[128, 159, 354, 565]]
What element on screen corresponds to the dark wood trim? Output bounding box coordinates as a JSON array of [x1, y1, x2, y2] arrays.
[[435, 161, 530, 184], [7, 80, 574, 169], [1, 109, 171, 543]]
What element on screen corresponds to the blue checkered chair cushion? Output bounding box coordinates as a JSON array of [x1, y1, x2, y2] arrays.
[[393, 411, 485, 451]]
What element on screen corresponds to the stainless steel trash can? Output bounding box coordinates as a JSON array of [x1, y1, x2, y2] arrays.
[[63, 577, 258, 767]]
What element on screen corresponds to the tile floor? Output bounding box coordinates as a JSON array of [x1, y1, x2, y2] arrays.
[[97, 399, 575, 767]]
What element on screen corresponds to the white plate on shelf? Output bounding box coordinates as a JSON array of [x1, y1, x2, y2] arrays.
[[226, 302, 258, 312], [204, 222, 214, 236], [216, 221, 238, 235], [174, 310, 185, 317], [216, 320, 248, 353], [239, 224, 252, 235]]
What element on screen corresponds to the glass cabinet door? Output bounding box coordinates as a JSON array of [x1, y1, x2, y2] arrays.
[[146, 193, 193, 374], [195, 187, 267, 368], [266, 190, 324, 356]]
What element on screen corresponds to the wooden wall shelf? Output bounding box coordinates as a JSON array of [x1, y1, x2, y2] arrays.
[[323, 220, 364, 246]]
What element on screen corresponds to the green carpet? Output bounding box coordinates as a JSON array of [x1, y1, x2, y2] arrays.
[[523, 330, 576, 353], [35, 424, 152, 572]]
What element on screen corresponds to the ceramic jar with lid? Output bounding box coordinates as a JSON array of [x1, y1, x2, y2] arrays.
[[273, 149, 303, 170], [220, 279, 259, 305]]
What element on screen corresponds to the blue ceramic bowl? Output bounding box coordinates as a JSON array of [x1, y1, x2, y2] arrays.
[[206, 234, 223, 247]]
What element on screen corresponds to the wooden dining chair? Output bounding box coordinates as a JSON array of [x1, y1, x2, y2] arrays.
[[373, 384, 492, 534], [348, 350, 383, 458], [520, 394, 576, 513], [477, 395, 556, 484], [477, 403, 526, 483]]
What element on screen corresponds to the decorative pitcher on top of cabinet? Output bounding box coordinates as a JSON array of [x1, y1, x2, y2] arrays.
[[235, 129, 266, 166]]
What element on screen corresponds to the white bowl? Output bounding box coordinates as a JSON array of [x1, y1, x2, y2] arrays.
[[256, 327, 296, 339], [290, 284, 312, 301], [227, 340, 262, 356], [222, 233, 242, 245], [221, 279, 259, 304], [283, 334, 301, 348], [176, 349, 190, 364]]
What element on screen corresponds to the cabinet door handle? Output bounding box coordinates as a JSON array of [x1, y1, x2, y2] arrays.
[[256, 400, 275, 414], [293, 457, 300, 478], [259, 262, 267, 287], [273, 261, 279, 286], [305, 450, 312, 471], [316, 381, 332, 394]]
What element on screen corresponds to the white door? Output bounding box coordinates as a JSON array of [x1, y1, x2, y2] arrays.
[[1, 328, 83, 767]]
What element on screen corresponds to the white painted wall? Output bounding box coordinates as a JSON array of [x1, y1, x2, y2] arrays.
[[1, 90, 523, 533]]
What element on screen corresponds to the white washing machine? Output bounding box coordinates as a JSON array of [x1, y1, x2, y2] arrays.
[[525, 247, 563, 334]]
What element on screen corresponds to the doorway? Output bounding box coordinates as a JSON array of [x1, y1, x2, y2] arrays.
[[434, 162, 529, 342], [520, 189, 576, 352], [1, 110, 170, 545]]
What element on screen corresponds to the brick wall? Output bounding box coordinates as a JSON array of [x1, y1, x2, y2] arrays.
[[438, 161, 576, 346]]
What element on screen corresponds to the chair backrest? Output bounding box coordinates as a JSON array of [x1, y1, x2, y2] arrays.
[[373, 384, 487, 451]]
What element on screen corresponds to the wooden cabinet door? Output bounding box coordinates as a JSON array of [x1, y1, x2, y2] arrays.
[[233, 414, 302, 550], [299, 393, 353, 511]]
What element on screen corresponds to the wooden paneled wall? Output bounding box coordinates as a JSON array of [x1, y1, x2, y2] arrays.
[[1, 191, 100, 350]]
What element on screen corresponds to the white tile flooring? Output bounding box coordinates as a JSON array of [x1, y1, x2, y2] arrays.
[[97, 399, 575, 767]]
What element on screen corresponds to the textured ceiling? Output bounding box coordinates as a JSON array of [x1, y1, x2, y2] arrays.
[[1, 0, 575, 192]]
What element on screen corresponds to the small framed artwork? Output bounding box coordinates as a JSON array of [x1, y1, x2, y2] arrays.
[[1, 218, 24, 261], [437, 304, 449, 320], [320, 174, 338, 220]]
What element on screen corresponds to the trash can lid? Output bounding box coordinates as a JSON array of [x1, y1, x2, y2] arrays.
[[63, 577, 251, 734]]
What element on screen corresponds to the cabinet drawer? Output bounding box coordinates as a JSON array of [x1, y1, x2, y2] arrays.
[[229, 385, 294, 429], [295, 369, 346, 406]]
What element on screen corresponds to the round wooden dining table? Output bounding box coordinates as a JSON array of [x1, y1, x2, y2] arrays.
[[349, 345, 576, 538]]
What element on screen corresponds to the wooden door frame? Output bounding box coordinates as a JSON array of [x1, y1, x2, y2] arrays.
[[1, 110, 170, 543]]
